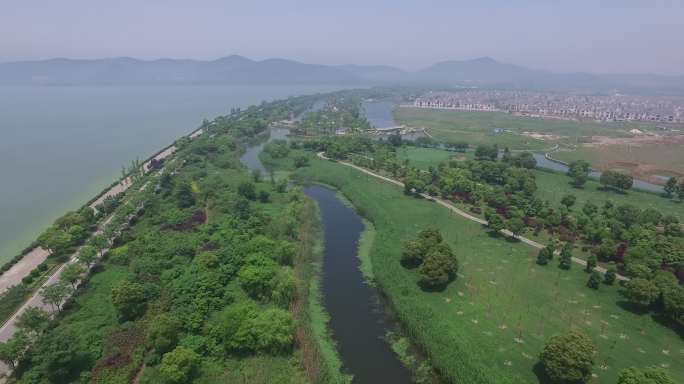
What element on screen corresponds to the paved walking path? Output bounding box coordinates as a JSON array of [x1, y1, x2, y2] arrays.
[[0, 248, 49, 295], [317, 152, 628, 280]]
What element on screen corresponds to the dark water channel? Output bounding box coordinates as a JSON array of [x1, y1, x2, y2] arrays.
[[239, 130, 413, 383], [238, 127, 289, 177], [304, 185, 413, 384]]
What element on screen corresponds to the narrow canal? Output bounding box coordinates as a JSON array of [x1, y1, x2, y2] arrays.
[[241, 129, 413, 384], [304, 185, 413, 384]]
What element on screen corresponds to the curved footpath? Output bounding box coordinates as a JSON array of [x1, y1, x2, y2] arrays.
[[316, 152, 628, 281]]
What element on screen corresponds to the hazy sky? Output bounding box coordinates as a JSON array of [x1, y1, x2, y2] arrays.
[[2, 0, 683, 75]]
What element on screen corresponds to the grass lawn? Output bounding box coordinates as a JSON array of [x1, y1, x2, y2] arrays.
[[396, 147, 454, 170], [394, 107, 635, 151], [280, 153, 684, 384]]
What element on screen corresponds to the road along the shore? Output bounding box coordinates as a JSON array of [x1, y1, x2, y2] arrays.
[[0, 131, 200, 379], [316, 152, 627, 281]]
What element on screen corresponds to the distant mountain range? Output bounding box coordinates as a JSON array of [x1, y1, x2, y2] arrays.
[[1, 55, 683, 94]]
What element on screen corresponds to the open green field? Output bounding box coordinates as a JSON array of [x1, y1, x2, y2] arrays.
[[277, 153, 684, 384], [396, 147, 453, 170], [396, 146, 684, 222], [394, 107, 633, 151]]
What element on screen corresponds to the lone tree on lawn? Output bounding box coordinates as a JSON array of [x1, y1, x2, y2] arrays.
[[664, 177, 678, 198], [418, 245, 459, 291], [567, 160, 591, 188], [587, 271, 602, 290], [540, 330, 596, 383], [401, 228, 458, 291], [536, 247, 550, 265], [604, 265, 617, 285], [617, 366, 676, 384], [600, 170, 633, 192], [561, 194, 577, 209], [559, 243, 573, 270]]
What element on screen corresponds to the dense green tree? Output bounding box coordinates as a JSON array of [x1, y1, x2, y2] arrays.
[[639, 208, 662, 226], [0, 331, 29, 369], [664, 177, 678, 198], [41, 282, 72, 313], [484, 209, 505, 233], [559, 244, 573, 270], [29, 329, 81, 383], [662, 286, 684, 324], [214, 303, 294, 354], [89, 234, 108, 257], [620, 278, 659, 308], [59, 263, 84, 290], [587, 271, 602, 290], [625, 263, 653, 279], [111, 280, 148, 321], [604, 265, 617, 285], [582, 201, 598, 216], [417, 227, 443, 250], [160, 347, 200, 384], [536, 247, 550, 265], [561, 194, 577, 209], [540, 331, 596, 383], [512, 152, 537, 169], [294, 155, 309, 168], [600, 170, 633, 192], [506, 216, 526, 237], [567, 160, 591, 188], [258, 190, 270, 203], [77, 245, 97, 268], [617, 366, 676, 384], [270, 267, 297, 307], [175, 181, 196, 208], [16, 307, 50, 336], [238, 181, 257, 200], [148, 314, 181, 354], [401, 239, 425, 268], [238, 255, 278, 300], [418, 247, 458, 291], [38, 228, 72, 255], [388, 132, 402, 147], [585, 255, 597, 272], [474, 144, 498, 161], [249, 308, 295, 354]]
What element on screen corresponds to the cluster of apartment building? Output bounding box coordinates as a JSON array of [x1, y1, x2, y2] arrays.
[[412, 91, 684, 123]]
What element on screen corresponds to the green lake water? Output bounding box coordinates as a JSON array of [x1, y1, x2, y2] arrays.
[[0, 84, 345, 263]]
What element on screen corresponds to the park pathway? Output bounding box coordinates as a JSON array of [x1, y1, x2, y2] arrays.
[[316, 152, 628, 281]]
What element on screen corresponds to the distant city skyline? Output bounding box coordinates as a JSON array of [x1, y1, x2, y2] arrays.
[[1, 0, 683, 75]]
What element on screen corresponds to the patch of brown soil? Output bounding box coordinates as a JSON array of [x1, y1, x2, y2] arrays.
[[599, 162, 684, 185]]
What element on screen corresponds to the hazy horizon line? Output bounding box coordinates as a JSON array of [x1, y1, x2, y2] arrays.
[[2, 54, 682, 78]]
